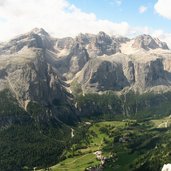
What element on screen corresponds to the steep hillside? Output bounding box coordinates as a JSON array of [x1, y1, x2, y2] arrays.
[[0, 29, 78, 171]]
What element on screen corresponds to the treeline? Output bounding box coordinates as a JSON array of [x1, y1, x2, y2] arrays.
[[75, 91, 171, 119], [75, 92, 122, 120], [0, 90, 74, 171], [0, 124, 67, 171], [131, 131, 171, 171]]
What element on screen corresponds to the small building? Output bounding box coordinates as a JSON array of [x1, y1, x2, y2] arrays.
[[94, 151, 102, 160]]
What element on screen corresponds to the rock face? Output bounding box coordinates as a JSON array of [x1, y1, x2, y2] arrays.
[[76, 57, 129, 92], [132, 34, 169, 50], [86, 31, 121, 57], [0, 28, 171, 105], [0, 48, 70, 109]]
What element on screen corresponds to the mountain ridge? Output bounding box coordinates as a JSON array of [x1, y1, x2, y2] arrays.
[[0, 28, 171, 98]]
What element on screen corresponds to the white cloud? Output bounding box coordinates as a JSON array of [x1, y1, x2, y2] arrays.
[[0, 0, 130, 41], [139, 5, 148, 14], [0, 0, 171, 49], [155, 0, 171, 19]]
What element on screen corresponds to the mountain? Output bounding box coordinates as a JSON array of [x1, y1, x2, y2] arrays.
[[8, 29, 169, 95], [69, 33, 171, 94], [0, 28, 77, 123], [0, 28, 171, 170], [1, 28, 171, 122], [0, 28, 78, 171]]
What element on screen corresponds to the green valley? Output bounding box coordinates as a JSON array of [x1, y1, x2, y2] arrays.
[[38, 116, 171, 171]]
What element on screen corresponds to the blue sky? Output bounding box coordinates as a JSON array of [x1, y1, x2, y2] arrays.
[[68, 0, 171, 33]]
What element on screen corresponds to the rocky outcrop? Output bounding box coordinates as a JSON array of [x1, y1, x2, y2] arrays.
[[132, 34, 169, 50]]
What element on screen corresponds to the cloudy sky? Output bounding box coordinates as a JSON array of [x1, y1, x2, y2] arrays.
[[0, 0, 171, 46]]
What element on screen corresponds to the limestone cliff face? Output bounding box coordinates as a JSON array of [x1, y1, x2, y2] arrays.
[[76, 58, 129, 92], [73, 51, 171, 94], [0, 28, 53, 55], [134, 58, 167, 88], [53, 31, 122, 79]]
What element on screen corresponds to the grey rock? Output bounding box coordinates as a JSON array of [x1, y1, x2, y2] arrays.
[[76, 58, 129, 92], [87, 32, 120, 57], [132, 34, 169, 50]]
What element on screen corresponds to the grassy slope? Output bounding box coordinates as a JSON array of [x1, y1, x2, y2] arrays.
[[38, 121, 127, 171]]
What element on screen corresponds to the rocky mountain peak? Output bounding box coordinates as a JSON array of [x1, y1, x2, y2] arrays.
[[87, 31, 120, 56], [0, 28, 53, 55], [97, 31, 109, 38], [96, 31, 112, 45], [154, 37, 169, 50], [75, 33, 92, 45], [132, 34, 169, 50], [30, 28, 49, 36]]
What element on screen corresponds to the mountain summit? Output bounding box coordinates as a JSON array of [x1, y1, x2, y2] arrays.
[[132, 34, 169, 50]]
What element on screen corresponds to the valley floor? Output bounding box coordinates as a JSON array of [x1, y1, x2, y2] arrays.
[[38, 116, 171, 171]]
